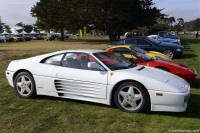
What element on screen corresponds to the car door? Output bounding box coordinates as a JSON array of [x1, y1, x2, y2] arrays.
[[52, 52, 108, 99]]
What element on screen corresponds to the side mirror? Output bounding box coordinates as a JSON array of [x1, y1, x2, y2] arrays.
[[88, 62, 105, 71]]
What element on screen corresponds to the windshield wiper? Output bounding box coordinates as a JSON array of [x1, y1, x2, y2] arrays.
[[127, 64, 136, 68], [114, 64, 136, 70], [114, 66, 128, 70]]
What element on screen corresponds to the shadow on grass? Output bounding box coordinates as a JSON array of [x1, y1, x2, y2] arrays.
[[35, 95, 117, 110], [35, 93, 200, 119], [177, 53, 197, 59], [191, 78, 200, 89], [182, 38, 200, 45], [64, 39, 112, 44]]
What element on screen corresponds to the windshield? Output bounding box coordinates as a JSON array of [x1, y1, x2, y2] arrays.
[[93, 52, 136, 71], [136, 53, 154, 62], [130, 46, 147, 54], [146, 37, 161, 45]]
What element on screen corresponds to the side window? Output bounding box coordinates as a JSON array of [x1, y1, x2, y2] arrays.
[[43, 54, 64, 66], [125, 39, 136, 44], [136, 39, 150, 45], [62, 52, 100, 71]]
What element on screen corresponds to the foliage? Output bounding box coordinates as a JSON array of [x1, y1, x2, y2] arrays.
[[0, 16, 5, 33], [167, 17, 175, 28], [4, 25, 11, 33], [184, 18, 200, 31], [14, 22, 33, 33], [152, 16, 185, 32], [31, 0, 162, 41]]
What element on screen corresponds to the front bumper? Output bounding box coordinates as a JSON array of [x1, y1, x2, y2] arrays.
[[148, 86, 190, 112], [5, 70, 15, 87]]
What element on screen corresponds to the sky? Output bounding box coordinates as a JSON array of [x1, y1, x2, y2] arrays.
[[0, 0, 200, 26], [153, 0, 200, 22]]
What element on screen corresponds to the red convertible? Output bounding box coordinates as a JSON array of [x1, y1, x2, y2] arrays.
[[107, 48, 197, 82]]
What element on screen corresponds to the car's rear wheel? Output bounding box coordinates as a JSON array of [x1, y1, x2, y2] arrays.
[[163, 50, 174, 59], [114, 82, 149, 113], [14, 72, 36, 98]]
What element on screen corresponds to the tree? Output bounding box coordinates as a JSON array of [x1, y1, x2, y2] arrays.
[[31, 0, 162, 41], [183, 18, 200, 31], [4, 25, 11, 33], [172, 18, 184, 31], [0, 16, 5, 33], [23, 25, 33, 33], [193, 18, 200, 31], [167, 17, 175, 28], [177, 18, 184, 26], [31, 0, 71, 41]]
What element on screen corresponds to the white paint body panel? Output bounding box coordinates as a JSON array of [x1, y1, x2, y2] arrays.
[[5, 50, 190, 112]]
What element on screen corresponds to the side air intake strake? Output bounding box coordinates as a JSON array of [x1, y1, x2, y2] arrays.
[[54, 80, 107, 99]]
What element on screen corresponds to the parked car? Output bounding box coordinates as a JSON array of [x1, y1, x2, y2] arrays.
[[158, 31, 180, 40], [147, 35, 180, 45], [107, 45, 172, 60], [20, 35, 32, 41], [5, 50, 190, 113], [32, 36, 45, 40], [4, 36, 14, 42], [108, 48, 197, 82], [13, 35, 24, 42], [108, 36, 184, 59], [0, 36, 6, 43]]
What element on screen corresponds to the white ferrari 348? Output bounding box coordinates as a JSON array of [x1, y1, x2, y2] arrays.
[[5, 50, 190, 113]]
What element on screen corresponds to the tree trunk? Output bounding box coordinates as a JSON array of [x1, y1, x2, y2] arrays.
[[60, 28, 64, 41], [109, 35, 117, 41], [117, 34, 120, 40]]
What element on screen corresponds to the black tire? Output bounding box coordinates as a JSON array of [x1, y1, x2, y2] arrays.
[[163, 50, 174, 59], [14, 72, 36, 98], [114, 82, 149, 113]]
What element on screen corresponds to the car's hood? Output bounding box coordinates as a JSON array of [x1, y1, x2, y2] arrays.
[[148, 51, 171, 60], [155, 59, 195, 72], [114, 65, 189, 93], [155, 59, 187, 68]]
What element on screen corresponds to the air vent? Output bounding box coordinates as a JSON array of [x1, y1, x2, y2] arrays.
[[137, 66, 145, 71]]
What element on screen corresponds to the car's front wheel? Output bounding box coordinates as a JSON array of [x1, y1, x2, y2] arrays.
[[14, 72, 36, 98], [114, 82, 149, 113], [163, 50, 174, 59]]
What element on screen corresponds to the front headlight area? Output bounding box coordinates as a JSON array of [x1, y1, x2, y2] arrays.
[[148, 85, 190, 112], [176, 48, 182, 52]]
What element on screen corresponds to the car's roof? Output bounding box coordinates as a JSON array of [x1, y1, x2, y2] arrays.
[[24, 49, 106, 63]]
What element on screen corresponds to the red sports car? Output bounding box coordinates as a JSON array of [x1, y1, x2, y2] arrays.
[[108, 48, 197, 82]]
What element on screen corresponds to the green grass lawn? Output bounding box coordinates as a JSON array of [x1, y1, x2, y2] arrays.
[[0, 36, 199, 133]]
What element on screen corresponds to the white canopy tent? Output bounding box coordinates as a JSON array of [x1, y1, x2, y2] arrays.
[[40, 30, 46, 34], [10, 27, 20, 35], [30, 30, 38, 34], [2, 29, 9, 35], [20, 30, 28, 35]]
